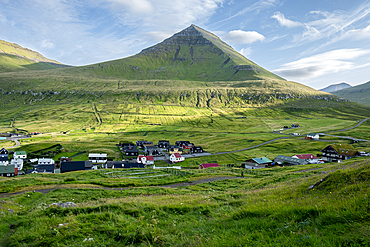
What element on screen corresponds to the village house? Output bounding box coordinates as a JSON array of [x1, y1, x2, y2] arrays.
[[10, 158, 24, 170], [123, 145, 139, 156], [144, 145, 160, 156], [14, 151, 27, 160], [38, 158, 55, 165], [0, 148, 9, 166], [32, 164, 55, 173], [190, 146, 204, 153], [321, 144, 360, 162], [168, 146, 183, 154], [158, 140, 170, 148], [245, 157, 273, 169], [0, 165, 16, 177], [170, 153, 185, 163], [137, 155, 154, 165], [60, 157, 72, 165], [60, 161, 93, 173], [274, 155, 307, 166], [199, 163, 219, 169], [291, 154, 323, 164], [181, 143, 195, 149], [175, 141, 191, 147], [89, 153, 107, 164], [136, 141, 153, 148], [305, 133, 320, 140]]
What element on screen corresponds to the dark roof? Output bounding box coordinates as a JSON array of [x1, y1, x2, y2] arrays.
[[124, 146, 138, 152], [61, 161, 92, 173], [33, 164, 55, 173], [0, 148, 9, 154]]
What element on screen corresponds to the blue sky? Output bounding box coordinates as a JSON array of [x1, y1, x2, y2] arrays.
[[1, 0, 370, 89]]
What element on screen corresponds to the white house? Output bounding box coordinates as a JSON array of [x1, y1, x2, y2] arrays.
[[10, 159, 23, 170], [137, 155, 154, 165], [170, 153, 185, 163], [38, 158, 55, 165], [89, 153, 107, 164], [306, 133, 320, 140], [14, 151, 27, 159]]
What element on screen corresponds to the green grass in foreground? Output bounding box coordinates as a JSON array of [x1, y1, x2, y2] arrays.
[[0, 158, 369, 246]]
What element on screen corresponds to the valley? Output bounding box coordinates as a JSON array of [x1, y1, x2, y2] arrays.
[[1, 24, 370, 246]]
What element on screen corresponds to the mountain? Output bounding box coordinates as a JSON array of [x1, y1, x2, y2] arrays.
[[69, 24, 284, 81], [0, 39, 68, 72], [320, 82, 352, 93], [332, 81, 370, 107]]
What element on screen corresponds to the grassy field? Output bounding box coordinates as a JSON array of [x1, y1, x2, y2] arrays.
[[1, 158, 369, 246]]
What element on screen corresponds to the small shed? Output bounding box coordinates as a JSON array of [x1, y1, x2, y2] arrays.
[[199, 163, 219, 169]]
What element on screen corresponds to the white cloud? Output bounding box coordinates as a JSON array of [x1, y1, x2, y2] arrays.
[[105, 0, 223, 30], [271, 12, 301, 28], [223, 30, 265, 44], [274, 49, 370, 80], [240, 47, 252, 58], [342, 24, 370, 40], [108, 0, 153, 14]]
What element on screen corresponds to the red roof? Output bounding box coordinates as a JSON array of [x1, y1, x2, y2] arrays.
[[173, 153, 182, 158], [200, 163, 219, 169], [293, 154, 319, 159], [138, 155, 154, 161]]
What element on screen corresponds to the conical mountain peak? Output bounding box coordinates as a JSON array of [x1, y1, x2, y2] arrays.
[[78, 25, 284, 81]]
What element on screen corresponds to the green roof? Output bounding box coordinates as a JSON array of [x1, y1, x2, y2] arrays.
[[14, 151, 26, 155], [252, 157, 272, 164], [0, 165, 15, 174], [329, 144, 359, 156]]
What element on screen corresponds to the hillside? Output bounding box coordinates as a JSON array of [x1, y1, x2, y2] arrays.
[[0, 39, 68, 72], [332, 81, 370, 107], [66, 25, 285, 81], [320, 82, 351, 93]]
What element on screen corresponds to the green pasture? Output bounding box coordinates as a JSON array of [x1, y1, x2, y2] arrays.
[[1, 158, 369, 246]]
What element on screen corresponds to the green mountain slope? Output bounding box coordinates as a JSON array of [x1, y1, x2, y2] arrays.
[[68, 25, 284, 81], [332, 81, 370, 107], [0, 39, 68, 72]]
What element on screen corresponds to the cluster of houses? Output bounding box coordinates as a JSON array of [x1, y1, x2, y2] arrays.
[[0, 148, 26, 177], [245, 143, 364, 169], [0, 137, 368, 176], [118, 140, 204, 165]]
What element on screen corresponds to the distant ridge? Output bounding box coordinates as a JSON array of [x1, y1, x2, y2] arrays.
[[0, 39, 68, 72], [332, 81, 370, 107], [73, 24, 284, 81], [320, 82, 352, 93]]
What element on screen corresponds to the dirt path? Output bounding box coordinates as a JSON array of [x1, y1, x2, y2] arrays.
[[0, 176, 241, 198]]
